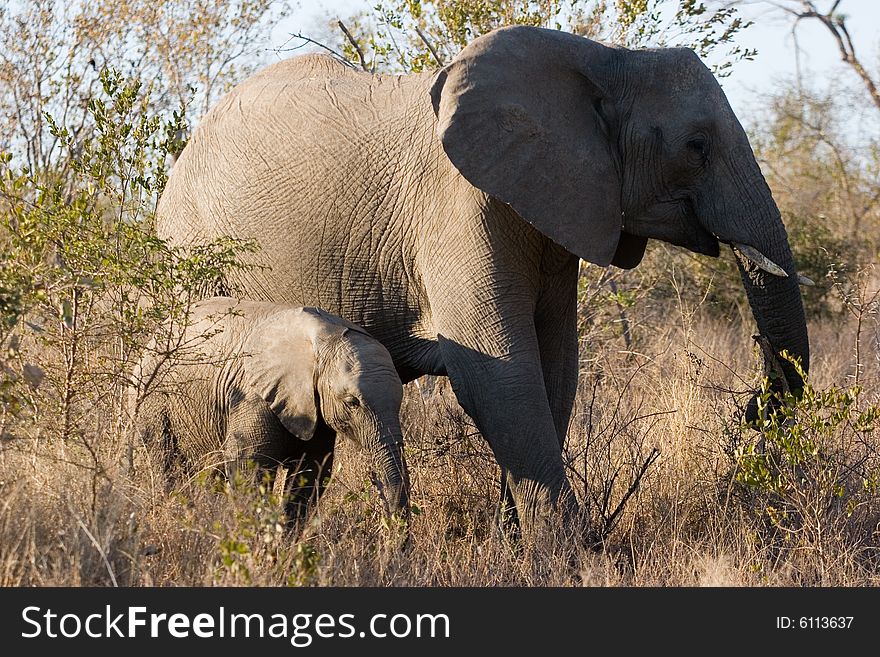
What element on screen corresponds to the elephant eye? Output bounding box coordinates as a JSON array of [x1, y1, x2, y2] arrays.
[[343, 395, 361, 409], [686, 137, 709, 163]]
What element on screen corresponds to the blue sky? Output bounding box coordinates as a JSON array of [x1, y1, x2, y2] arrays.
[[271, 0, 880, 123], [721, 1, 880, 118]]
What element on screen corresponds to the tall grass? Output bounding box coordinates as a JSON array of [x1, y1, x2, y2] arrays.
[[1, 294, 877, 586]]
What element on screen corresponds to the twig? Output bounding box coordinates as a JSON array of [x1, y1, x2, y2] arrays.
[[76, 518, 118, 587], [617, 408, 677, 432], [274, 33, 357, 70], [793, 1, 880, 111], [414, 26, 444, 66], [600, 447, 660, 539], [337, 21, 369, 72]]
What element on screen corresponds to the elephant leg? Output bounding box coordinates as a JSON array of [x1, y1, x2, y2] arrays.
[[284, 422, 336, 520], [423, 202, 583, 539], [535, 255, 580, 450], [437, 333, 577, 538], [132, 394, 183, 478], [432, 284, 579, 539], [493, 283, 579, 539], [223, 400, 280, 476], [498, 250, 580, 538]]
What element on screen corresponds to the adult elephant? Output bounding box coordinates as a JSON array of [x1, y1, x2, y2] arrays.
[[157, 26, 810, 539]]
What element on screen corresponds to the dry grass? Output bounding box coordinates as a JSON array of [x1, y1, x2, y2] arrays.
[[1, 296, 879, 587]]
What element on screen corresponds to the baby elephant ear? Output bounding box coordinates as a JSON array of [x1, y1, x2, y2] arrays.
[[245, 311, 318, 441]]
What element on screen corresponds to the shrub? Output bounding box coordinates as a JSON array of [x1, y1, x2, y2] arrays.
[[0, 67, 254, 498], [730, 356, 880, 582]]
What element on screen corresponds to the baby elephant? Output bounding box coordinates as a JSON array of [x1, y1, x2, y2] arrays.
[[132, 297, 409, 518]]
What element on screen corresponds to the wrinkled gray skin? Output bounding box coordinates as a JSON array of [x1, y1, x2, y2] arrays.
[[157, 27, 810, 538], [133, 298, 409, 518]]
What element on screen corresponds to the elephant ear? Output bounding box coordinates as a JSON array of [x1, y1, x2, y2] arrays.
[[308, 307, 373, 339], [431, 26, 628, 267], [612, 232, 648, 269], [245, 310, 319, 441]]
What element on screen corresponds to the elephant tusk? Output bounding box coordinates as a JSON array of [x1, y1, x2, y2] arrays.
[[732, 243, 788, 278], [797, 274, 815, 287]]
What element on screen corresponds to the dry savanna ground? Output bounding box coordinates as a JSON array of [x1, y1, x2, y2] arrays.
[[1, 259, 878, 587]]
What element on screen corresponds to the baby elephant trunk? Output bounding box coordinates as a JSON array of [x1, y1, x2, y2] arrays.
[[368, 426, 410, 519]]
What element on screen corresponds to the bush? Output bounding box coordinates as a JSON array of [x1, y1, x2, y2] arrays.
[[0, 67, 254, 492], [730, 356, 880, 582]]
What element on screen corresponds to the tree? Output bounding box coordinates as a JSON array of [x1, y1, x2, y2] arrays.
[[0, 69, 255, 446], [0, 1, 274, 474], [720, 1, 879, 111], [0, 0, 288, 178], [753, 85, 880, 239], [302, 1, 755, 76]]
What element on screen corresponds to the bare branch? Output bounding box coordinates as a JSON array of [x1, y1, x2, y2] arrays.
[[833, 20, 880, 110], [600, 448, 661, 539], [414, 25, 444, 67], [793, 1, 880, 111], [274, 32, 357, 70], [727, 1, 880, 111], [337, 20, 369, 72]]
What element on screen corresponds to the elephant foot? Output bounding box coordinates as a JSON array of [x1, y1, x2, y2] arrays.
[[507, 488, 602, 556]]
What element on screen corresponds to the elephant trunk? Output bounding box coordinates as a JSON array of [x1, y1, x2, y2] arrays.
[[702, 145, 810, 396], [367, 424, 410, 518], [733, 207, 810, 395]]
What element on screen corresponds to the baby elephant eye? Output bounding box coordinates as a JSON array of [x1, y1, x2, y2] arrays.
[[343, 395, 361, 409]]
